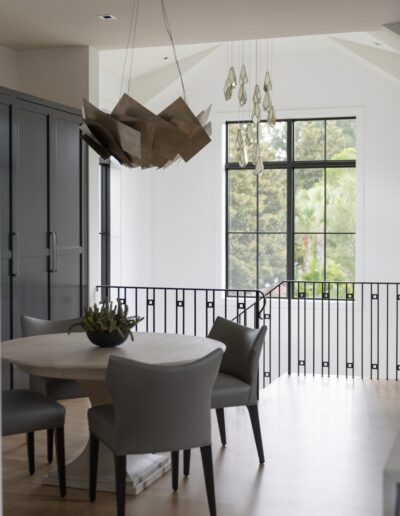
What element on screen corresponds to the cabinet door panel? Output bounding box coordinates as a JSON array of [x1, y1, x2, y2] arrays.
[[0, 96, 11, 342], [12, 101, 50, 336], [50, 254, 82, 320], [49, 111, 84, 318]]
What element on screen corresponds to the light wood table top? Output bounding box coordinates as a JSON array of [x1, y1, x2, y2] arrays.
[[1, 331, 225, 381]]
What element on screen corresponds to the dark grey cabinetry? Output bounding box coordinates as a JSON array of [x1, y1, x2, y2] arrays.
[[0, 88, 88, 389]]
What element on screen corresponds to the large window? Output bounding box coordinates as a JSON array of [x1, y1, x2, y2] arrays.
[[226, 118, 356, 290]]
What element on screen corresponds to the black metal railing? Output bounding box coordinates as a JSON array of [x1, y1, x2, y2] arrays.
[[97, 285, 267, 331], [97, 281, 400, 387], [264, 280, 400, 382]]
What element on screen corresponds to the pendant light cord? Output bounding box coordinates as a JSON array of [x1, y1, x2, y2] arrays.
[[161, 0, 187, 102], [120, 0, 139, 98]]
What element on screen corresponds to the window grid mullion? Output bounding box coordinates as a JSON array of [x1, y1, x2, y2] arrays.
[[225, 118, 356, 292]]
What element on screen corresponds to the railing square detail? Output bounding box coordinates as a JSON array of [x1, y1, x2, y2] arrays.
[[263, 313, 270, 320], [371, 293, 379, 300], [206, 301, 214, 309], [346, 362, 354, 369], [117, 297, 126, 305], [298, 292, 305, 299], [264, 372, 270, 378], [322, 292, 329, 299], [299, 360, 305, 366], [397, 365, 400, 371], [346, 293, 354, 300], [147, 299, 154, 306], [322, 361, 329, 368], [237, 302, 245, 310], [176, 300, 184, 308], [371, 363, 378, 370]]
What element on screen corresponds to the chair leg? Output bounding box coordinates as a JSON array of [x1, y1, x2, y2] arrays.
[[114, 455, 126, 516], [89, 433, 99, 502], [200, 445, 217, 516], [183, 449, 191, 477], [247, 404, 265, 464], [55, 427, 66, 497], [26, 432, 35, 475], [215, 408, 226, 446], [47, 428, 54, 464], [171, 451, 179, 491]]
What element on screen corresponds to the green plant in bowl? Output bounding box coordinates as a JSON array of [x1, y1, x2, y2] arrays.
[[69, 298, 144, 347]]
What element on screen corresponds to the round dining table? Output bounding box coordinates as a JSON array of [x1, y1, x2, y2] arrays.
[[1, 331, 225, 494]]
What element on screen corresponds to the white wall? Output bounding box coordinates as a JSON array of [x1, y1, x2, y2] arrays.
[[104, 35, 400, 288]]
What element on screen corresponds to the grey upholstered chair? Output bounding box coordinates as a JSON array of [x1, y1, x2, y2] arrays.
[[183, 317, 267, 476], [2, 389, 66, 497], [88, 350, 223, 516], [21, 315, 87, 463]]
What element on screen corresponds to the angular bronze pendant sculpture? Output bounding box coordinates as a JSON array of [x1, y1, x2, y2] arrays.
[[81, 94, 212, 169]]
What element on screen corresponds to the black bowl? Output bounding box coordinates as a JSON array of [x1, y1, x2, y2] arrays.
[[86, 330, 129, 348]]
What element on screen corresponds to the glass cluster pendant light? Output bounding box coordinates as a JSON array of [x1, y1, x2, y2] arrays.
[[224, 39, 277, 176]]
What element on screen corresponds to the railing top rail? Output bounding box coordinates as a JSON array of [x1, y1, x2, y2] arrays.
[[264, 279, 400, 295], [96, 284, 268, 296]]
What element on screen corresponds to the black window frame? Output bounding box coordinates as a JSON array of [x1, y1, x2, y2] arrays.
[[225, 117, 357, 292]]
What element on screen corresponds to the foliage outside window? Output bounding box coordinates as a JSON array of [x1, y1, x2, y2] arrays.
[[226, 118, 356, 294]]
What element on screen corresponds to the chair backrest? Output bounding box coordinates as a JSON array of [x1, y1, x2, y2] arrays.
[[208, 317, 267, 401], [105, 349, 223, 455], [21, 315, 82, 337]]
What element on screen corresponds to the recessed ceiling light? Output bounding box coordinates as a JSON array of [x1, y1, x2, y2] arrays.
[[163, 56, 168, 60], [97, 14, 117, 21]]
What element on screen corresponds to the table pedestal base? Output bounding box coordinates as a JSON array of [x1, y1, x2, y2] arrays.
[[44, 442, 170, 494]]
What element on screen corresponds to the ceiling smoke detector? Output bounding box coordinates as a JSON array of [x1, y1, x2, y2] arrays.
[[97, 14, 117, 21]]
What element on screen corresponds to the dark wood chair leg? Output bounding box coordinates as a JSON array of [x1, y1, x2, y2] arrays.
[[200, 445, 217, 516], [114, 455, 126, 516], [26, 432, 35, 475], [247, 404, 265, 464], [171, 450, 179, 491], [47, 428, 54, 464], [55, 427, 66, 497], [183, 449, 191, 477], [89, 432, 99, 502], [215, 408, 226, 446]]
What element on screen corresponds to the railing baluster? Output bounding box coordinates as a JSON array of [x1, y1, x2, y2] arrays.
[[361, 284, 364, 379], [194, 290, 197, 336], [387, 284, 389, 381], [352, 283, 355, 379], [321, 282, 324, 378], [328, 282, 331, 378], [370, 283, 373, 380], [182, 289, 186, 335], [278, 284, 281, 377], [397, 284, 399, 381], [297, 282, 300, 376], [377, 284, 380, 380], [313, 282, 315, 377], [146, 288, 149, 332], [337, 283, 339, 378], [304, 282, 307, 377]]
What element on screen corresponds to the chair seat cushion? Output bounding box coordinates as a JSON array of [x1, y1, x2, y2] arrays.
[[88, 404, 115, 450], [211, 373, 251, 408], [2, 390, 65, 436]]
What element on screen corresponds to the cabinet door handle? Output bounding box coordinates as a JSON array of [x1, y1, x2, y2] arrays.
[[49, 232, 57, 272], [11, 232, 20, 277], [54, 232, 59, 272]]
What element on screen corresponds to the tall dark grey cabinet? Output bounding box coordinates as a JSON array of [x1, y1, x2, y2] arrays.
[[0, 87, 88, 389]]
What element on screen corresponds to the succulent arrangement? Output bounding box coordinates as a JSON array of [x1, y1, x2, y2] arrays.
[[69, 298, 143, 341]]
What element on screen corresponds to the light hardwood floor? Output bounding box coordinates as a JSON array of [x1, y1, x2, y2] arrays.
[[3, 374, 400, 516]]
